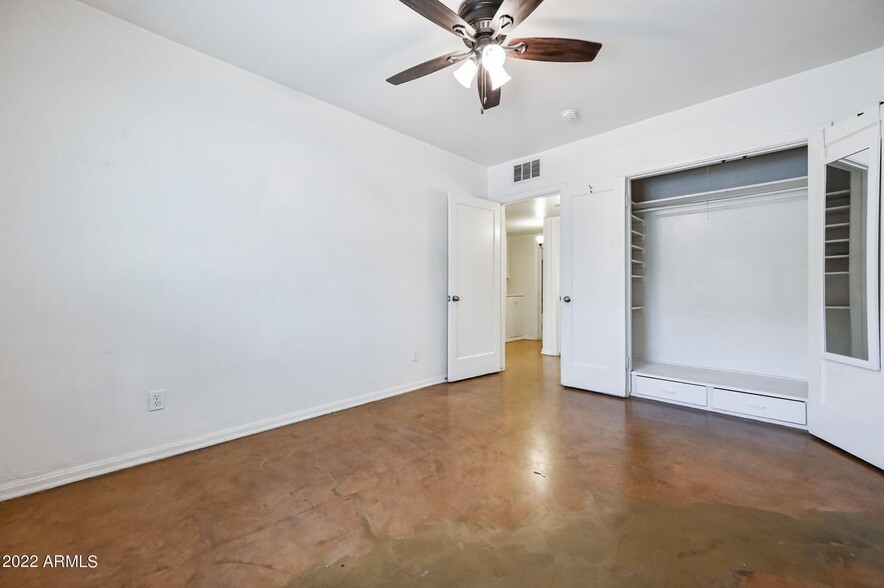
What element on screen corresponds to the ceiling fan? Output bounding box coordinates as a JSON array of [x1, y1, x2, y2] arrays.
[[386, 0, 603, 112]]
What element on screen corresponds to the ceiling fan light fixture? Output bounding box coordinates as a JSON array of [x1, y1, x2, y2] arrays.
[[481, 43, 506, 68], [488, 65, 512, 90], [453, 57, 479, 89], [481, 44, 511, 90], [386, 0, 605, 111]]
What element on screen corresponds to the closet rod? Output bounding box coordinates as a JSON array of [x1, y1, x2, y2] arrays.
[[632, 180, 807, 215]]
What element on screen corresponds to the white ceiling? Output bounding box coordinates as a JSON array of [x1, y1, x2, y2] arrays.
[[78, 0, 884, 166], [505, 193, 560, 235]]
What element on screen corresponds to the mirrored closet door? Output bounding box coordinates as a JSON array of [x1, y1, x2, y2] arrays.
[[822, 129, 880, 370]]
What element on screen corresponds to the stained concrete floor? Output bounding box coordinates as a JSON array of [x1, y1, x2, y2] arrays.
[[1, 340, 883, 587]]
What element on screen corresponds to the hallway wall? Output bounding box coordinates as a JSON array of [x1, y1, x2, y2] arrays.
[[506, 235, 541, 341]]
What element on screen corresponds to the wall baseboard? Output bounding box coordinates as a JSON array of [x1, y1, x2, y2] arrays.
[[540, 349, 561, 356], [0, 375, 446, 503]]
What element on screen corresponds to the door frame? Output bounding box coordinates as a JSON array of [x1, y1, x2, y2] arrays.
[[621, 139, 813, 394], [499, 189, 564, 353]]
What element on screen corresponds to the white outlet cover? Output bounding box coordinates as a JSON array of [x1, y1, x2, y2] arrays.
[[149, 390, 165, 412]]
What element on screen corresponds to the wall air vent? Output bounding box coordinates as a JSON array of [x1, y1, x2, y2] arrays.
[[513, 158, 541, 183]]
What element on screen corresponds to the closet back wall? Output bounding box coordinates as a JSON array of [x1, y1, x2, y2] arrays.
[[0, 0, 486, 499], [636, 192, 808, 379]]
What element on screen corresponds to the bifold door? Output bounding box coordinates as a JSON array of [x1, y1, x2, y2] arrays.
[[560, 182, 628, 396], [447, 192, 503, 382]]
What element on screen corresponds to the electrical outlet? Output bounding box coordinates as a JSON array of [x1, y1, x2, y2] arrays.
[[411, 350, 419, 362], [148, 390, 165, 412]]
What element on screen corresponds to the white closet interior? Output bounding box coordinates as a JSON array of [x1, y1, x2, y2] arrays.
[[629, 147, 811, 428]]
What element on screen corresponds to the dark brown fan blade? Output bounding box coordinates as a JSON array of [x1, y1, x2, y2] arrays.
[[493, 0, 545, 33], [477, 65, 501, 110], [509, 38, 602, 62], [387, 51, 466, 85], [399, 0, 476, 38]]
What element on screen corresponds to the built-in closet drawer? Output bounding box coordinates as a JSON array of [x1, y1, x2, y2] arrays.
[[633, 376, 707, 407], [712, 389, 806, 426]]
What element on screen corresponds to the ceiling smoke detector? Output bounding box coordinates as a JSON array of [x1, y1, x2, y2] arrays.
[[560, 109, 580, 123]]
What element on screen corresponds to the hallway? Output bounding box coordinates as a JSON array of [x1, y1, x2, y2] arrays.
[[1, 341, 883, 586]]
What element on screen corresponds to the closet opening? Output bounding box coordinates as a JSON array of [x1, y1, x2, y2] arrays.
[[503, 193, 561, 359], [628, 145, 811, 428]]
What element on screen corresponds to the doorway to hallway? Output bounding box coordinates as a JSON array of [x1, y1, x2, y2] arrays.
[[504, 193, 561, 359]]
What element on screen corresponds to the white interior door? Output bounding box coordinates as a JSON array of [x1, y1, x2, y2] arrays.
[[560, 182, 628, 396], [448, 192, 503, 382], [808, 108, 884, 469]]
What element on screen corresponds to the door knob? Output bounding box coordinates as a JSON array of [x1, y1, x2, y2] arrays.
[[563, 296, 571, 303], [451, 295, 460, 302]]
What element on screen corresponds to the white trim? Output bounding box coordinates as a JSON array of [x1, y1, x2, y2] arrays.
[[507, 336, 542, 343], [494, 183, 566, 205], [0, 376, 446, 502], [540, 349, 561, 356]]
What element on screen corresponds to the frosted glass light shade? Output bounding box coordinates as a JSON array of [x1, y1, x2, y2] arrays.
[[454, 58, 479, 89], [488, 65, 511, 90], [481, 44, 511, 90]]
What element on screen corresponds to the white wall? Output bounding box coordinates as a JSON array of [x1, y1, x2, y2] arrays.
[[541, 217, 561, 356], [488, 48, 884, 201], [0, 0, 486, 499], [505, 234, 541, 340], [635, 192, 808, 379]]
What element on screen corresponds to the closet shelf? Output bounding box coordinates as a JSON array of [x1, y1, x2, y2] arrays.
[[825, 223, 849, 229], [631, 306, 645, 311], [631, 214, 644, 224], [825, 271, 849, 276], [631, 275, 644, 280], [826, 205, 850, 213], [826, 305, 850, 309], [825, 238, 849, 244], [826, 189, 850, 197], [825, 254, 849, 259], [631, 230, 644, 237], [631, 245, 644, 251], [631, 259, 644, 265]]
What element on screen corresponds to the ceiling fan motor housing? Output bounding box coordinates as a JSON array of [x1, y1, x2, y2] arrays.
[[458, 0, 504, 28]]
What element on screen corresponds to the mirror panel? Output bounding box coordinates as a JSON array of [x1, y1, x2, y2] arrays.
[[824, 148, 870, 360]]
